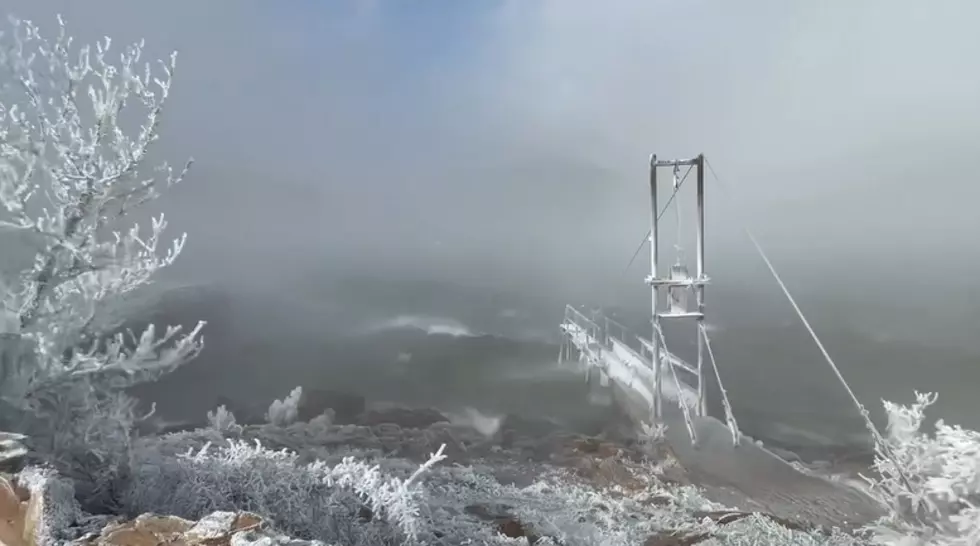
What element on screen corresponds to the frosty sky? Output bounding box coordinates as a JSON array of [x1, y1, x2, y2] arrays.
[[4, 0, 980, 302]]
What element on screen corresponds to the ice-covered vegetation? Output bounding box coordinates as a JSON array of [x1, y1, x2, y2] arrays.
[[860, 392, 980, 545], [0, 13, 201, 499], [0, 14, 977, 546]]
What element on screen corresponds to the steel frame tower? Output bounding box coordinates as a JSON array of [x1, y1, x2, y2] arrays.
[[647, 154, 709, 422]]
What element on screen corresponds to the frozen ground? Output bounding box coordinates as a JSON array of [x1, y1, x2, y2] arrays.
[[4, 398, 883, 546]]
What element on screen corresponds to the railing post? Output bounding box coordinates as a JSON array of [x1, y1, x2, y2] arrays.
[[602, 316, 607, 347]]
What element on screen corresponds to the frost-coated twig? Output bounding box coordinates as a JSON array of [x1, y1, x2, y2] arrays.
[[405, 443, 447, 488]]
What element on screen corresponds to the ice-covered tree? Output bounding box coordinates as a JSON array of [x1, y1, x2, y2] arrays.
[[0, 14, 202, 490]]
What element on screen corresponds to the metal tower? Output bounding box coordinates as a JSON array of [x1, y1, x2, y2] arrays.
[[647, 154, 709, 422]]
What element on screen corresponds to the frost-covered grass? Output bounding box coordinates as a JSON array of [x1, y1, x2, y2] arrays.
[[122, 435, 446, 544], [64, 400, 862, 546]]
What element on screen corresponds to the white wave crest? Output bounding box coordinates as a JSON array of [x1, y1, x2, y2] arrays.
[[369, 314, 478, 337]]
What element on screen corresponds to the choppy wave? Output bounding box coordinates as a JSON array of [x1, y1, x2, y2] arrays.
[[366, 314, 480, 337]]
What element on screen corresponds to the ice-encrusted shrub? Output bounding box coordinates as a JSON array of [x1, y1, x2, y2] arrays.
[[207, 405, 242, 434], [0, 13, 202, 492], [119, 435, 446, 544], [267, 386, 303, 426], [18, 387, 151, 511], [861, 392, 980, 545]]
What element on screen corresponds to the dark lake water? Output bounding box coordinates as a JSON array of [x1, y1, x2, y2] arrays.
[[132, 273, 980, 457]]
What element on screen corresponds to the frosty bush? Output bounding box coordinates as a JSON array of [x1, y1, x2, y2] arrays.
[[0, 13, 202, 496], [861, 392, 980, 545], [121, 435, 447, 544], [207, 405, 242, 434]]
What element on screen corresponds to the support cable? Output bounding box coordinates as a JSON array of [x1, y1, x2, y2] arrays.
[[654, 324, 698, 444], [702, 158, 916, 491], [699, 322, 740, 445]]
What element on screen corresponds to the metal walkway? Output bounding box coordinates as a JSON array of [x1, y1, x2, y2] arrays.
[[559, 307, 699, 411], [560, 304, 883, 527]]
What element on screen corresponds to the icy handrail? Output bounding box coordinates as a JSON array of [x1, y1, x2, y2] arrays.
[[562, 305, 600, 335], [563, 306, 648, 357], [563, 307, 702, 384]]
